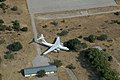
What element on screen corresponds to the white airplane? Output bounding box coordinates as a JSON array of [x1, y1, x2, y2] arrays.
[[37, 34, 69, 55]]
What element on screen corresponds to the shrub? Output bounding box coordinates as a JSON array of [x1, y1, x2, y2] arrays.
[[11, 6, 18, 11], [50, 21, 58, 26], [0, 38, 5, 44], [80, 43, 87, 49], [4, 51, 14, 59], [110, 20, 120, 24], [74, 44, 82, 51], [78, 35, 83, 39], [20, 27, 28, 32], [42, 25, 47, 28], [61, 19, 65, 23], [54, 60, 62, 67], [0, 25, 6, 31], [4, 54, 14, 59], [11, 20, 21, 31], [74, 43, 87, 51], [97, 34, 108, 41], [57, 30, 68, 36], [0, 0, 6, 2], [0, 19, 4, 25], [6, 26, 12, 31], [64, 38, 87, 51], [84, 34, 96, 42], [7, 42, 23, 51], [37, 70, 46, 77], [0, 3, 8, 10], [114, 12, 120, 16], [64, 38, 81, 51], [66, 64, 76, 69], [107, 39, 113, 42]]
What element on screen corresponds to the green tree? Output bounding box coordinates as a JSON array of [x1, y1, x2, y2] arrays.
[[85, 48, 110, 72], [37, 70, 46, 77], [7, 42, 23, 51], [100, 68, 120, 80], [54, 60, 62, 67], [64, 38, 81, 51], [64, 38, 87, 51], [84, 48, 120, 80]]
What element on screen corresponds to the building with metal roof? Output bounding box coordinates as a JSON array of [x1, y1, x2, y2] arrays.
[[92, 46, 103, 50], [23, 65, 57, 77]]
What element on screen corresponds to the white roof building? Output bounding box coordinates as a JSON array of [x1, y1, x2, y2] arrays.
[[92, 46, 103, 50], [23, 65, 57, 77]]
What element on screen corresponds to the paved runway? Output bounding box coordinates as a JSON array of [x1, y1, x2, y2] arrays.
[[27, 0, 116, 13]]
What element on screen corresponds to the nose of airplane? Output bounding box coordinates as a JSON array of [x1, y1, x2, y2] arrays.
[[67, 48, 69, 50]]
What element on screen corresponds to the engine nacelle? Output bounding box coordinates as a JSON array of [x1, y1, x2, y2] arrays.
[[54, 50, 58, 52]]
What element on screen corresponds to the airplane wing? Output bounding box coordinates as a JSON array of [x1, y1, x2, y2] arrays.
[[43, 37, 60, 55]]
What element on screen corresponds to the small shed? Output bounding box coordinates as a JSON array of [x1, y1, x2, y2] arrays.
[[23, 65, 57, 77], [92, 46, 102, 50]]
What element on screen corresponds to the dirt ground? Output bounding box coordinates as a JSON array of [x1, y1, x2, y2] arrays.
[[35, 9, 120, 80], [116, 0, 120, 5], [0, 0, 36, 80]]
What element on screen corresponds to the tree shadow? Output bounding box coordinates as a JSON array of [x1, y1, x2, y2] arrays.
[[76, 50, 99, 80]]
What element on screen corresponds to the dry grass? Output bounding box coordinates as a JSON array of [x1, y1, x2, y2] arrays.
[[0, 0, 120, 80], [57, 67, 71, 80], [116, 0, 120, 5], [0, 0, 36, 80], [35, 9, 120, 80]]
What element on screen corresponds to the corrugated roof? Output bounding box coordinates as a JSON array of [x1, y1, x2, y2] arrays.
[[24, 65, 57, 75]]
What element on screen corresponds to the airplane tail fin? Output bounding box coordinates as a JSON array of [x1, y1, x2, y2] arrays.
[[37, 34, 47, 43], [39, 34, 44, 40]]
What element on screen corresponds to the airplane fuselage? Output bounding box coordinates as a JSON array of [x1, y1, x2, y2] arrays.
[[37, 34, 69, 55], [42, 42, 69, 51]]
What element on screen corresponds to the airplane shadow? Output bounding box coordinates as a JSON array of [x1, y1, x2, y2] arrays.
[[28, 38, 41, 45]]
